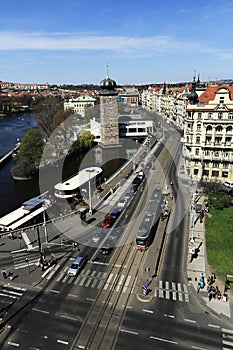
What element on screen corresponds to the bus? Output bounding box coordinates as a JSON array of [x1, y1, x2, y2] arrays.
[[136, 188, 164, 250]]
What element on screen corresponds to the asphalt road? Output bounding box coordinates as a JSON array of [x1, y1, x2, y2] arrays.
[[1, 120, 233, 349]]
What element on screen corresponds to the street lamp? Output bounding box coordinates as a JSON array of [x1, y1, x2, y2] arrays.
[[85, 169, 95, 215]]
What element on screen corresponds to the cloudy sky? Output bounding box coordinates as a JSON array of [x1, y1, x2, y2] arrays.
[[1, 0, 233, 85]]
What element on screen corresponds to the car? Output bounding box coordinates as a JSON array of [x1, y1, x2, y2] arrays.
[[109, 207, 120, 219], [67, 256, 86, 276], [100, 240, 113, 255], [102, 215, 115, 228], [92, 228, 103, 243], [223, 181, 233, 188], [117, 197, 128, 208]]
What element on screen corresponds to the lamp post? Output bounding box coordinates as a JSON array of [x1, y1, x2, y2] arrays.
[[86, 169, 95, 215], [43, 206, 48, 243]]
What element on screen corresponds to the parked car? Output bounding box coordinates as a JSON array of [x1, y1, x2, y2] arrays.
[[102, 215, 115, 228], [223, 181, 233, 188], [67, 256, 86, 276]]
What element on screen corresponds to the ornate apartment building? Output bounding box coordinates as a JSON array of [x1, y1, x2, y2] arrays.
[[141, 77, 233, 183], [184, 82, 233, 182]]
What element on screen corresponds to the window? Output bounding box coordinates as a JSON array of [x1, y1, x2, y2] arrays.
[[222, 171, 228, 178], [208, 113, 213, 119], [226, 137, 232, 145], [220, 97, 224, 104], [215, 125, 222, 133], [215, 137, 222, 145], [194, 169, 199, 175], [205, 136, 211, 144], [196, 136, 200, 144], [204, 150, 210, 156], [206, 125, 212, 133], [195, 148, 200, 155], [228, 113, 233, 120], [226, 126, 232, 134], [218, 112, 223, 119], [198, 112, 202, 120], [197, 123, 201, 131], [212, 170, 219, 177]]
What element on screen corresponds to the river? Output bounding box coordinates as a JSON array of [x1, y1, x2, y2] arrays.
[[0, 113, 126, 218]]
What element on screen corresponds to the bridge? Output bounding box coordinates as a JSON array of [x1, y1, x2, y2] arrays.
[[0, 144, 20, 167]]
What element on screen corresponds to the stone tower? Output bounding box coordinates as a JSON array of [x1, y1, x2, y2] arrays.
[[99, 66, 119, 147]]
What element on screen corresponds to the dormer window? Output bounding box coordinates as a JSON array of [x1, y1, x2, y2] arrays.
[[220, 97, 224, 104]]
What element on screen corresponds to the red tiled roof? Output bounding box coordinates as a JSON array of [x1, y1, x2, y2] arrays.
[[199, 85, 233, 103]]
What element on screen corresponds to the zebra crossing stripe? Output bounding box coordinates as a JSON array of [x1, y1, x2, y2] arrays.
[[79, 276, 87, 286], [123, 276, 131, 293], [85, 278, 93, 288], [172, 282, 176, 300], [104, 273, 114, 290], [116, 275, 125, 292]]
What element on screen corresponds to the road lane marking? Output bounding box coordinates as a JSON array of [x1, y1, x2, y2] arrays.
[[150, 336, 177, 344], [142, 309, 154, 314], [50, 289, 59, 294], [164, 314, 175, 318], [208, 324, 220, 328], [57, 339, 69, 345], [184, 318, 196, 323], [68, 294, 77, 298], [120, 329, 138, 335], [32, 308, 49, 314], [222, 340, 233, 347], [191, 346, 207, 350], [7, 342, 19, 347], [60, 315, 79, 321]]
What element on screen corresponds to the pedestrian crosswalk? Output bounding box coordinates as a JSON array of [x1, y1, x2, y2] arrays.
[[222, 328, 233, 349], [154, 280, 190, 303], [0, 284, 27, 301], [54, 268, 190, 302], [12, 250, 40, 270]]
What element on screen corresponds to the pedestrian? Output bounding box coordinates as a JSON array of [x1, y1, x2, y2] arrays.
[[208, 292, 213, 301], [2, 269, 7, 279], [8, 271, 13, 281], [197, 283, 201, 293]]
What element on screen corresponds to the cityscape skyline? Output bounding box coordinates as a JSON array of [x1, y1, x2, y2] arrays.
[[1, 0, 233, 85]]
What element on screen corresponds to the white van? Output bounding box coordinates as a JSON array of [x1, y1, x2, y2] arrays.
[[67, 256, 86, 276]]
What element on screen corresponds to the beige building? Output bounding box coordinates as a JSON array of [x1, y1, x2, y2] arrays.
[[64, 96, 96, 117], [183, 82, 233, 182]]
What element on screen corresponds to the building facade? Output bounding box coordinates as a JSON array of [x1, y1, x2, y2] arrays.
[[184, 84, 233, 182], [64, 96, 96, 117]]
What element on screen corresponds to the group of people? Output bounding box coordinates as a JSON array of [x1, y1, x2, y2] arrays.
[[197, 272, 229, 302], [2, 269, 14, 280]]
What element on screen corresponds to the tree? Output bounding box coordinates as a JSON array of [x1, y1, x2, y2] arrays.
[[11, 128, 45, 178], [72, 130, 95, 151]]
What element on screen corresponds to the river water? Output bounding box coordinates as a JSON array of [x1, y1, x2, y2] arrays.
[[0, 113, 126, 218]]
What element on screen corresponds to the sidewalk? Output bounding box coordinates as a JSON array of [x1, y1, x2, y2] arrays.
[[186, 194, 233, 320]]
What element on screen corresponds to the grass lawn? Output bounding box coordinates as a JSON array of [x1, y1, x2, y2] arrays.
[[205, 205, 233, 282]]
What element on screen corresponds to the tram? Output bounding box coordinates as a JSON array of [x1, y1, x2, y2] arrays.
[[135, 188, 164, 250]]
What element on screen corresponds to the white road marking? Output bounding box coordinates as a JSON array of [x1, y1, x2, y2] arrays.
[[68, 294, 77, 298], [164, 314, 175, 318], [222, 340, 233, 347], [142, 309, 154, 314], [150, 336, 177, 344], [222, 328, 233, 334], [60, 315, 79, 321], [191, 346, 207, 350], [50, 289, 59, 294], [86, 297, 95, 301], [32, 308, 49, 314], [57, 339, 69, 345], [120, 329, 138, 335], [7, 342, 20, 347], [184, 318, 196, 324], [208, 324, 220, 328]]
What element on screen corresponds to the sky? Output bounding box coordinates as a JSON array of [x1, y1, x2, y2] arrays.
[[1, 0, 233, 85]]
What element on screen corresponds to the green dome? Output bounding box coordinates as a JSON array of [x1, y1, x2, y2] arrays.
[[100, 76, 117, 90]]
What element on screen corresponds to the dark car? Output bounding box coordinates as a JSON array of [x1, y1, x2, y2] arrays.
[[102, 215, 115, 228], [100, 240, 113, 255]]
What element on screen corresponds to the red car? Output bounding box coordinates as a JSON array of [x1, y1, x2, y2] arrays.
[[102, 215, 114, 228]]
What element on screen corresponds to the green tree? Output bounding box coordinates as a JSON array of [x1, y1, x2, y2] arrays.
[[11, 128, 45, 178], [72, 130, 95, 151]]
